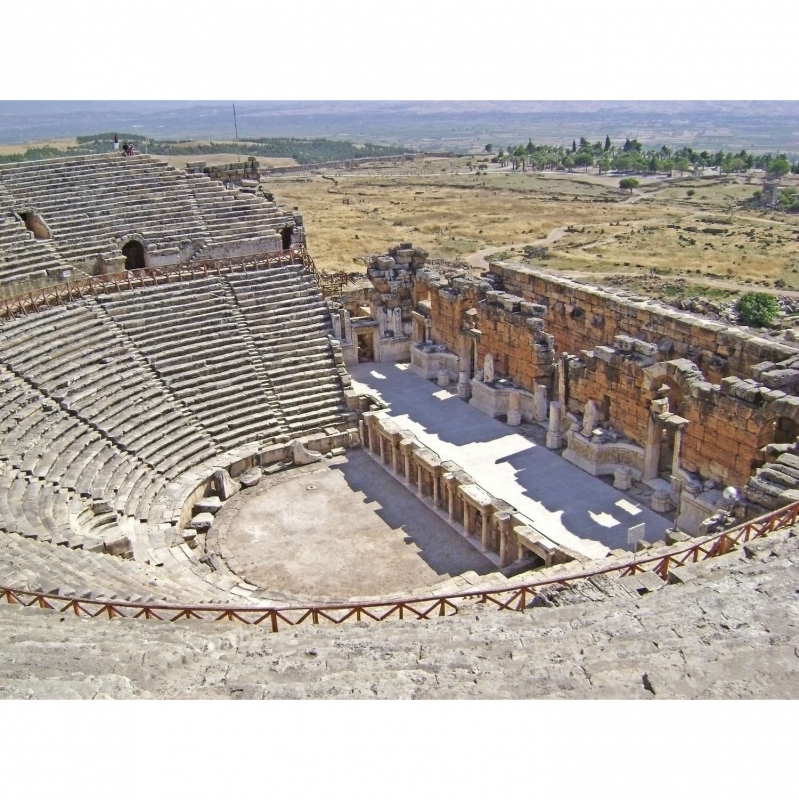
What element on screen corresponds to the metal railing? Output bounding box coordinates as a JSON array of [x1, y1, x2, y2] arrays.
[[2, 501, 796, 631], [0, 247, 310, 321]]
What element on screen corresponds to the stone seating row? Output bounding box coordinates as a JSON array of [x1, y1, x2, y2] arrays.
[[226, 269, 347, 435], [0, 267, 347, 570], [97, 278, 284, 450], [0, 154, 295, 282], [0, 305, 220, 486], [3, 524, 796, 699], [0, 527, 236, 604]]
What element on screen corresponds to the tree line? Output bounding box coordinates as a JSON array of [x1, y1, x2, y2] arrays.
[[0, 134, 412, 166], [483, 137, 797, 179]]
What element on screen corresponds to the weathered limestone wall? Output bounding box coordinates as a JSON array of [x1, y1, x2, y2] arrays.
[[420, 271, 555, 394], [428, 284, 480, 355], [474, 294, 555, 392], [187, 157, 261, 185], [564, 342, 799, 489], [491, 263, 799, 382]]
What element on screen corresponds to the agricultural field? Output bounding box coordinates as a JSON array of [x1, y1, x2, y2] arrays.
[[267, 155, 799, 303]]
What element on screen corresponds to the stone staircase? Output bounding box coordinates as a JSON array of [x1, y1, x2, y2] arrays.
[[226, 266, 348, 435], [1, 524, 796, 699], [218, 276, 289, 437]]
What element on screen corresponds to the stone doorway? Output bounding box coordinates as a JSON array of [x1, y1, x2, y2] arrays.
[[280, 227, 293, 250], [658, 426, 676, 478], [122, 240, 146, 271], [357, 330, 375, 363]]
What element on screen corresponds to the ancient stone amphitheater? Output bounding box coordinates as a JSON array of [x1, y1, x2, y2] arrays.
[[0, 153, 797, 700]]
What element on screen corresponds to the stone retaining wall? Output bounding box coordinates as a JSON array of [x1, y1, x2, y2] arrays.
[[491, 263, 799, 383]]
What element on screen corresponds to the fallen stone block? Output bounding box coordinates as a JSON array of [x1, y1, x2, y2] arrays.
[[213, 469, 239, 500], [189, 513, 215, 531], [238, 468, 262, 488], [194, 495, 223, 515]]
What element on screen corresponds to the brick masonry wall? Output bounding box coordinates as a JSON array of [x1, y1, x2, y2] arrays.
[[425, 282, 554, 393], [491, 263, 799, 383], [565, 350, 781, 488]]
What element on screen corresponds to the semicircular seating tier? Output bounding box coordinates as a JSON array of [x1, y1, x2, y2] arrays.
[[0, 153, 302, 292], [0, 265, 350, 599]]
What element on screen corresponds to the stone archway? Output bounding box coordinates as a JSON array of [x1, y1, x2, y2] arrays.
[[121, 239, 146, 271], [641, 361, 697, 484], [752, 396, 799, 470], [280, 226, 293, 250]]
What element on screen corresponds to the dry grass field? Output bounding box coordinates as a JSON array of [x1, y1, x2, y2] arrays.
[[0, 138, 76, 155], [158, 153, 297, 169], [268, 156, 799, 301]]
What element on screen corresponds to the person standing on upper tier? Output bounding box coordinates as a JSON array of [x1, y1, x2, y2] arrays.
[[113, 134, 119, 152]]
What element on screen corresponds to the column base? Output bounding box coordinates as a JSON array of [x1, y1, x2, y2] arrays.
[[545, 431, 562, 449]]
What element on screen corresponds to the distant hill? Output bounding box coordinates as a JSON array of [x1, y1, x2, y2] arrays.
[[1, 101, 799, 155]]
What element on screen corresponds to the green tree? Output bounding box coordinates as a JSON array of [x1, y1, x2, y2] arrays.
[[484, 143, 493, 154], [736, 292, 779, 327], [574, 151, 593, 172], [572, 139, 577, 153], [604, 134, 611, 151], [598, 157, 611, 174], [619, 177, 639, 194], [767, 156, 791, 180]]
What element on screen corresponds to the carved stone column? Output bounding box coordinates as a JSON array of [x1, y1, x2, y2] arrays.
[[546, 401, 562, 449], [457, 334, 472, 399], [507, 390, 521, 427], [497, 512, 512, 566], [534, 384, 548, 422], [480, 506, 491, 551], [445, 475, 456, 521]]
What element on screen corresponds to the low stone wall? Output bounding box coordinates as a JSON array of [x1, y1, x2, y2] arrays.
[[410, 343, 460, 382], [166, 430, 359, 541], [562, 430, 646, 479], [187, 157, 261, 184], [265, 154, 416, 175]]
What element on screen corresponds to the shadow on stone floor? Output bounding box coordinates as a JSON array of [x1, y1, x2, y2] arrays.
[[330, 451, 496, 578]]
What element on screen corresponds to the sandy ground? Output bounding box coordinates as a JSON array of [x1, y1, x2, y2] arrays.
[[215, 451, 495, 601]]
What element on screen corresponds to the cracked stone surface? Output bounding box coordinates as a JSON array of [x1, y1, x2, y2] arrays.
[[0, 528, 797, 699]]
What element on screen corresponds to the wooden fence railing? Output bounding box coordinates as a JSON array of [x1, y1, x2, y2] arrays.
[[0, 247, 317, 321], [2, 501, 797, 631]]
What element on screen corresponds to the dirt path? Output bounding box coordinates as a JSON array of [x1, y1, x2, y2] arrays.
[[466, 227, 567, 269]]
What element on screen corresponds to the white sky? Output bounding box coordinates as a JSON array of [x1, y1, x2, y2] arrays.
[[3, 0, 797, 99]]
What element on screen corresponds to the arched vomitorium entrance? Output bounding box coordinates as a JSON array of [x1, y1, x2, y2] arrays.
[[280, 227, 293, 250], [122, 240, 146, 271]]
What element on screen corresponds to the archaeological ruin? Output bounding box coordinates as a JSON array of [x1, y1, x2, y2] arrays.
[[0, 152, 797, 699]]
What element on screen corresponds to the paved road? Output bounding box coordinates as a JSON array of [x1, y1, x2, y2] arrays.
[[351, 363, 672, 557]]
